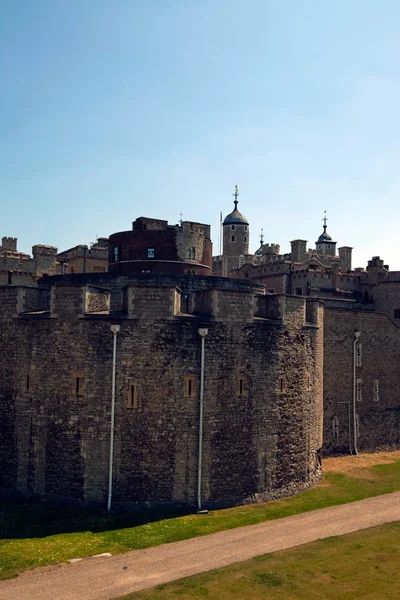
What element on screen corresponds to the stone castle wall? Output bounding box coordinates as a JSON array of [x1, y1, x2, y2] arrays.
[[0, 281, 323, 508], [323, 308, 400, 454]]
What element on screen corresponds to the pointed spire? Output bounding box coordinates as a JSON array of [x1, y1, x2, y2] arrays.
[[323, 210, 327, 233], [260, 228, 264, 246], [233, 184, 239, 209]]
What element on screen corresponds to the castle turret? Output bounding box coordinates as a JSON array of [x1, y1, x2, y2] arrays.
[[315, 211, 336, 257], [222, 185, 249, 276]]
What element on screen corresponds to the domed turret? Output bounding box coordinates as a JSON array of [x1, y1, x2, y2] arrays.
[[316, 211, 336, 256], [222, 185, 250, 276]]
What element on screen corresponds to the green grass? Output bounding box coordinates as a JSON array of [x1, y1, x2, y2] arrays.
[[1, 458, 400, 581], [118, 522, 400, 599]]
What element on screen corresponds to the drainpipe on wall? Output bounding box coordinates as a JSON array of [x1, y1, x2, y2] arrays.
[[107, 324, 120, 511], [197, 328, 208, 514], [352, 331, 361, 456]]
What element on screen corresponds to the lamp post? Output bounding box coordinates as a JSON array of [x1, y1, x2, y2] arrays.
[[197, 328, 208, 513], [107, 324, 120, 511]]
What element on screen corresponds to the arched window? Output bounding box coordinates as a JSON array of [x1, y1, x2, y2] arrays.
[[231, 235, 235, 242], [191, 248, 195, 260], [187, 248, 191, 259], [231, 225, 235, 231], [244, 237, 247, 242]]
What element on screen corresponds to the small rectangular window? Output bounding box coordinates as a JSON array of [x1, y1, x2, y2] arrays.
[[356, 378, 362, 402], [373, 379, 379, 402], [356, 343, 362, 367], [295, 287, 303, 295], [184, 376, 196, 398], [236, 377, 248, 397], [147, 248, 155, 259], [267, 288, 276, 294], [191, 248, 195, 260], [231, 235, 235, 242], [113, 246, 119, 262], [127, 382, 138, 409]]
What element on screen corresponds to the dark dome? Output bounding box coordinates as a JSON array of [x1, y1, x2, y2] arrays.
[[223, 202, 248, 226], [317, 231, 332, 243]]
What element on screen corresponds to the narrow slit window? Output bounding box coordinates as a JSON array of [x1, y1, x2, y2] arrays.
[[187, 247, 191, 259], [72, 372, 84, 395], [127, 382, 138, 409], [373, 379, 379, 402], [305, 371, 311, 391], [356, 378, 362, 402], [184, 376, 196, 398], [356, 343, 362, 367], [236, 376, 248, 397], [231, 235, 235, 242], [25, 374, 31, 392], [332, 416, 339, 442], [278, 377, 285, 394], [191, 248, 195, 260]]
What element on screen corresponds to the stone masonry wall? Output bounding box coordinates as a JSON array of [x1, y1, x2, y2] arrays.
[[323, 308, 400, 454], [0, 282, 323, 509]]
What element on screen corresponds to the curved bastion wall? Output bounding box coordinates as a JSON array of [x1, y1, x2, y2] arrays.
[[0, 277, 323, 508]]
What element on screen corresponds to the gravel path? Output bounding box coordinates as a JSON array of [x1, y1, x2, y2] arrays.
[[1, 491, 400, 600]]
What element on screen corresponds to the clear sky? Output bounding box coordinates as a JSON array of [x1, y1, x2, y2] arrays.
[[2, 0, 400, 268]]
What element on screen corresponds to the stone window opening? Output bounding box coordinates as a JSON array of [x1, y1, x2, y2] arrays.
[[25, 373, 31, 392], [73, 372, 84, 396], [356, 343, 362, 367], [244, 226, 248, 232], [244, 237, 247, 242], [127, 382, 138, 409], [231, 225, 235, 231], [295, 286, 303, 295], [236, 376, 248, 397], [231, 235, 235, 242], [394, 308, 400, 319], [278, 376, 285, 394], [332, 416, 339, 442], [184, 375, 196, 398], [113, 246, 119, 262], [191, 248, 196, 260], [356, 378, 362, 402], [373, 379, 380, 402], [147, 248, 155, 259], [305, 371, 311, 391], [187, 248, 191, 259]]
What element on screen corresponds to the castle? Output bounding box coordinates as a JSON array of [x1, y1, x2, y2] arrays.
[[1, 188, 400, 509]]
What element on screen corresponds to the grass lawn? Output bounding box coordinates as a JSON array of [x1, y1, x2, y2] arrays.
[[0, 451, 400, 581], [118, 521, 400, 599]]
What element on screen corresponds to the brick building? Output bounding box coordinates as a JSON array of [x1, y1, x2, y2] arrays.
[[109, 216, 212, 276]]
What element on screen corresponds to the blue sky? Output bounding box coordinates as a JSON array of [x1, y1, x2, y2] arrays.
[[2, 0, 400, 268]]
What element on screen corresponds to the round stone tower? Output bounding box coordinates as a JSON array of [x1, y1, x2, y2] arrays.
[[222, 186, 249, 276]]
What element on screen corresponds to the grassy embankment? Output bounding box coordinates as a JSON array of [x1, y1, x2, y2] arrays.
[[0, 452, 399, 581], [119, 521, 400, 600]]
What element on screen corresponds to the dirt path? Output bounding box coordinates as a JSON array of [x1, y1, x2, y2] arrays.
[[1, 491, 399, 600]]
